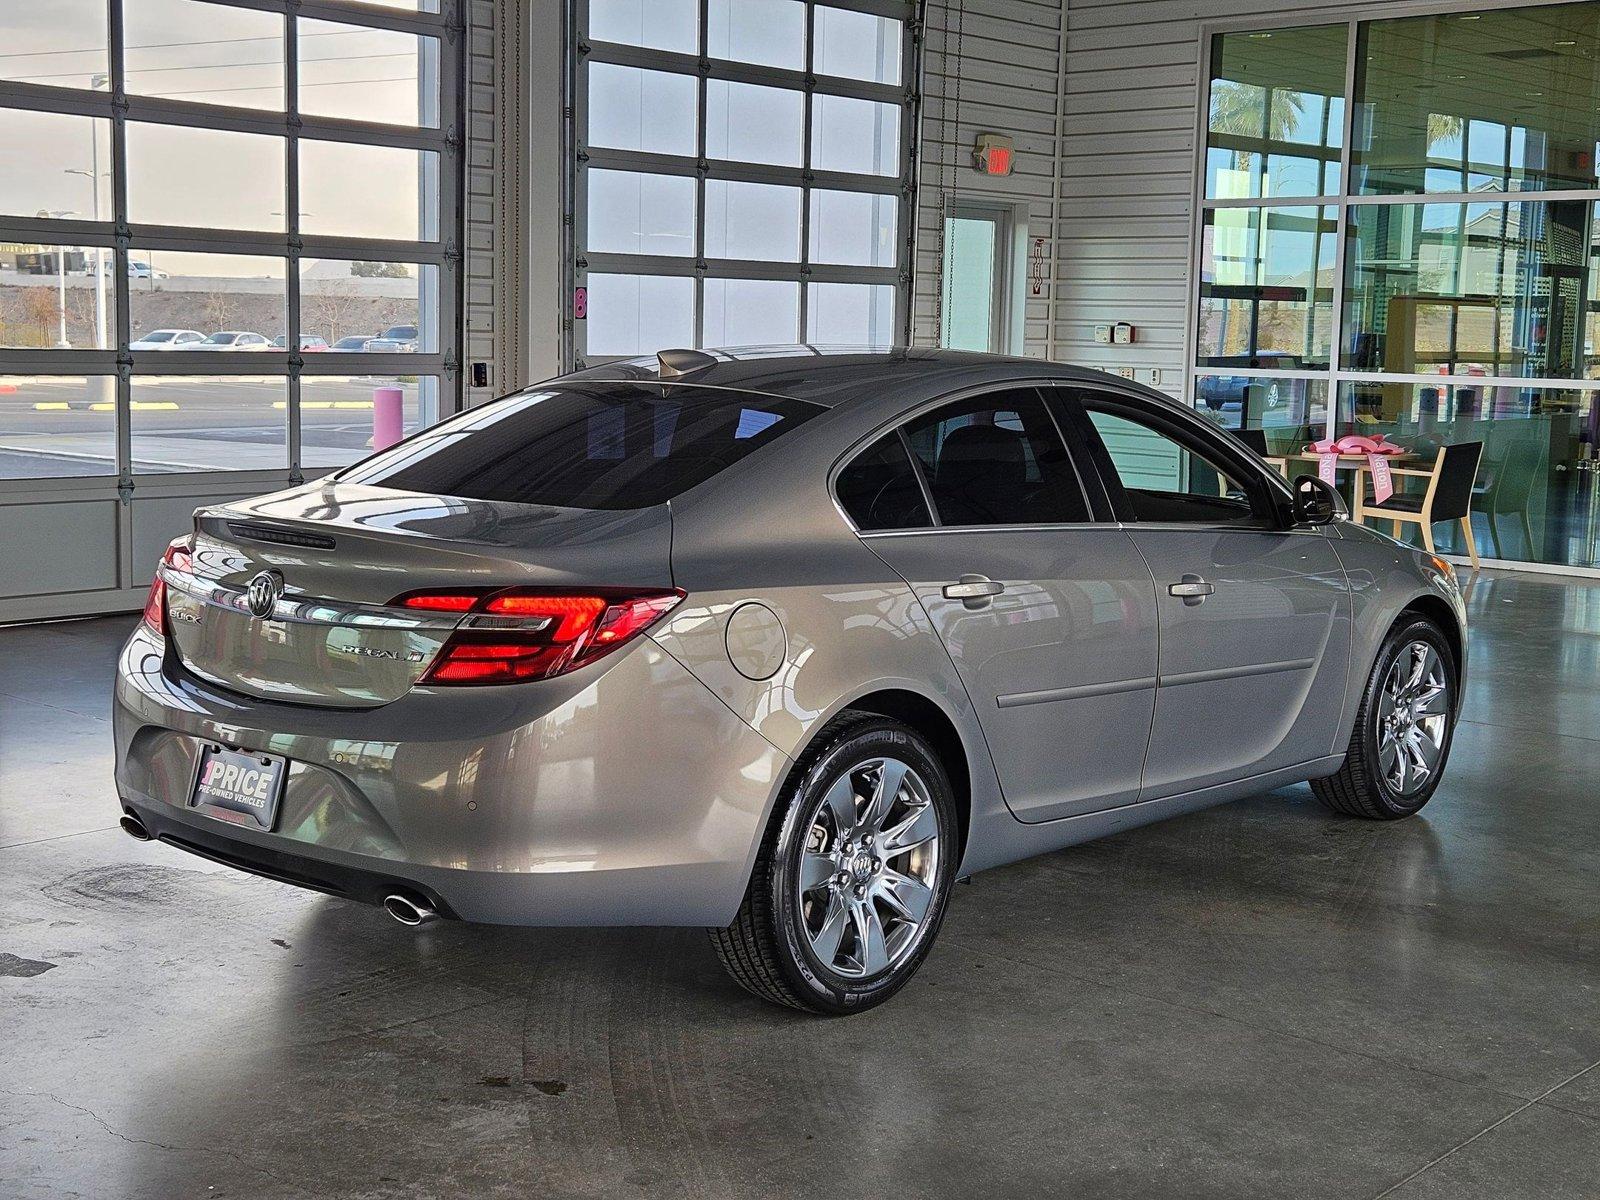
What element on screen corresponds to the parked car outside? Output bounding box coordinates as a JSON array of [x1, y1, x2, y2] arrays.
[[114, 348, 1467, 1016], [366, 324, 419, 353], [181, 331, 274, 351], [272, 335, 330, 351], [1196, 354, 1302, 412], [330, 335, 373, 351], [130, 329, 206, 350], [92, 259, 169, 279]]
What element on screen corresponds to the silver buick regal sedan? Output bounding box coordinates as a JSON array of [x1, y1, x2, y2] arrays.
[[113, 348, 1467, 1014]]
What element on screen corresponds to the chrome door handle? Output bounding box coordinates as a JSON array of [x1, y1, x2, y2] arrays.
[[1168, 575, 1214, 605], [943, 575, 1005, 608]]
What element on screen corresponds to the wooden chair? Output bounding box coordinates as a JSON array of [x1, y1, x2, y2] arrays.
[[1354, 441, 1484, 568]]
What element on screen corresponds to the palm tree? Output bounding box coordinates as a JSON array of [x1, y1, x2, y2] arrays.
[[1209, 80, 1306, 145]]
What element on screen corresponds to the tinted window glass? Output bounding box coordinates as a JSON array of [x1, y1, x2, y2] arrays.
[[340, 384, 821, 509], [903, 391, 1087, 526], [836, 434, 931, 530], [1083, 402, 1259, 526]]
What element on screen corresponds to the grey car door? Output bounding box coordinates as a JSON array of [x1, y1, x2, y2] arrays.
[[843, 387, 1160, 823], [1066, 389, 1352, 798]]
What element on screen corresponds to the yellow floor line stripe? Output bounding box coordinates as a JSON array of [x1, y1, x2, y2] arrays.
[[33, 402, 71, 411]]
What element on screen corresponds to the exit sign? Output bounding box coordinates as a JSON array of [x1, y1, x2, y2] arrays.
[[974, 133, 1014, 177]]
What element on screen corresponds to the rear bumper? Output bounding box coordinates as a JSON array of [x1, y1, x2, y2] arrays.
[[113, 623, 789, 926]]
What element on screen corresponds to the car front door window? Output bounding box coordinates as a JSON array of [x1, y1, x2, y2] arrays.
[[1083, 406, 1264, 526]]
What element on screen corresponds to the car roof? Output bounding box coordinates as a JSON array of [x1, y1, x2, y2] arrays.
[[559, 344, 1180, 411]]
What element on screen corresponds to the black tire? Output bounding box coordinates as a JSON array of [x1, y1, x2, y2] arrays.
[[1313, 616, 1458, 819], [710, 712, 958, 1015]]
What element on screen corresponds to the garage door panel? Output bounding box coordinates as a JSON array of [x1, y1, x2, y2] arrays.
[[0, 499, 119, 598]]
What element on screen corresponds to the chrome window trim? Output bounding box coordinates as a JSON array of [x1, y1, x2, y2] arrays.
[[857, 521, 1128, 539]]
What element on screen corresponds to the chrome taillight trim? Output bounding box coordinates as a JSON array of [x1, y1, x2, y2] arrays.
[[158, 566, 468, 632]]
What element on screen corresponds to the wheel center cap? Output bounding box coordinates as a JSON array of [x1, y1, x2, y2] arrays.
[[847, 852, 874, 883]]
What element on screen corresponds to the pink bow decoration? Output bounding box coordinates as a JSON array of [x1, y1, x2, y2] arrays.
[[1305, 435, 1404, 455], [1303, 435, 1404, 498]]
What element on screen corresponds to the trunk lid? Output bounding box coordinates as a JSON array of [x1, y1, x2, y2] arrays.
[[164, 480, 673, 707]]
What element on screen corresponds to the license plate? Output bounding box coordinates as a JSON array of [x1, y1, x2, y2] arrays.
[[190, 744, 286, 831]]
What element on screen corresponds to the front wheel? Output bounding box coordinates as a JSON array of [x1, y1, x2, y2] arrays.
[[1313, 617, 1458, 819], [711, 713, 957, 1014]]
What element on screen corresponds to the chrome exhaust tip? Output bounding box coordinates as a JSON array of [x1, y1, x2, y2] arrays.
[[119, 813, 152, 842], [383, 894, 437, 927]]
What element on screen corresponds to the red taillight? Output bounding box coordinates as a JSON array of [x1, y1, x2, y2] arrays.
[[483, 592, 607, 640], [396, 592, 482, 612], [392, 587, 686, 686], [141, 535, 194, 634]]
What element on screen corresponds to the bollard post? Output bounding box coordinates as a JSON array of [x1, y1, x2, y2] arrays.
[[372, 386, 404, 450]]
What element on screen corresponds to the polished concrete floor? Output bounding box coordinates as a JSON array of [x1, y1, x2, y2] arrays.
[[2, 571, 1599, 1199]]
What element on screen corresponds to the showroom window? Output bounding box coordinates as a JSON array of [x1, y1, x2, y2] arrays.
[[1193, 2, 1600, 572], [0, 0, 460, 493], [573, 0, 915, 362]]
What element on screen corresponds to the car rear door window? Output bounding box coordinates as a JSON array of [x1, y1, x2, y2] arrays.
[[901, 390, 1089, 526], [836, 433, 932, 530], [339, 383, 823, 509]]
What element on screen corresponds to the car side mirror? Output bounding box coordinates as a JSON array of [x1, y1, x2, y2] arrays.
[[1291, 474, 1346, 527]]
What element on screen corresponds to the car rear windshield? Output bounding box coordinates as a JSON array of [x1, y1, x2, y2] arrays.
[[338, 383, 824, 509]]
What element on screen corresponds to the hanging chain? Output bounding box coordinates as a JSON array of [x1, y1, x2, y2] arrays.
[[931, 0, 966, 347], [934, 0, 966, 347]]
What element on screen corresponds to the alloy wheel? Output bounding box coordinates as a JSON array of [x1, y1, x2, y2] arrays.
[[796, 757, 941, 979], [1376, 640, 1451, 797]]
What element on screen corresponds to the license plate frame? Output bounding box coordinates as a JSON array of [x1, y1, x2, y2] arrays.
[[188, 743, 287, 832]]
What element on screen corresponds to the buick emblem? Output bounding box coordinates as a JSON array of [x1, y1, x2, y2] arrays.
[[246, 570, 284, 619]]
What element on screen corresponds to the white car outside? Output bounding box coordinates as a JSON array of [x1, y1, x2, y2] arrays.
[[130, 329, 206, 350], [181, 331, 274, 351]]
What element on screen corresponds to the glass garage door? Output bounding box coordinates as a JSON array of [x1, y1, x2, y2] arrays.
[[573, 0, 915, 363], [0, 0, 461, 621]]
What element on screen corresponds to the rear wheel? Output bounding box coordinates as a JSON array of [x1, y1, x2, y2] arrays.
[[711, 713, 957, 1014], [1313, 616, 1458, 819]]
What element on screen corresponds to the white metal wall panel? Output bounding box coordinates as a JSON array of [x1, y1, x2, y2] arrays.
[[464, 0, 499, 409], [913, 0, 1066, 357], [464, 0, 565, 398], [465, 0, 513, 404]]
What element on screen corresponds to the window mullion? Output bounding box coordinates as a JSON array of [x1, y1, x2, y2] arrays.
[[798, 1, 816, 343], [1324, 17, 1360, 443], [693, 0, 709, 349], [286, 3, 303, 482]]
